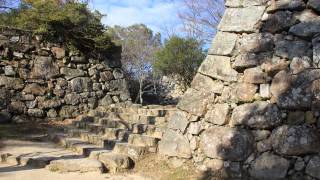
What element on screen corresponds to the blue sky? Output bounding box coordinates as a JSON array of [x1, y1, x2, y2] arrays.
[[90, 0, 184, 37]]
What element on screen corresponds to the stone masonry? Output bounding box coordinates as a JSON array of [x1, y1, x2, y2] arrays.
[[159, 0, 320, 179], [0, 28, 130, 123]]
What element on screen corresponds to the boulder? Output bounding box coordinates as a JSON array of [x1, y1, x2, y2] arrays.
[[177, 88, 213, 116], [30, 56, 59, 80], [100, 71, 114, 82], [271, 125, 320, 155], [208, 32, 237, 56], [290, 56, 311, 74], [233, 52, 272, 70], [64, 93, 81, 105], [38, 98, 62, 109], [243, 67, 267, 84], [198, 55, 238, 82], [275, 38, 311, 60], [234, 83, 257, 102], [239, 33, 273, 53], [60, 67, 85, 80], [95, 153, 132, 173], [306, 156, 320, 179], [27, 108, 44, 117], [231, 101, 282, 129], [51, 47, 65, 59], [204, 103, 230, 125], [289, 17, 320, 38], [23, 83, 47, 96], [262, 11, 298, 33], [4, 66, 16, 76], [191, 73, 224, 94], [158, 129, 191, 158], [69, 77, 92, 93], [168, 110, 189, 132], [218, 6, 266, 32], [250, 152, 290, 180], [200, 126, 253, 161]]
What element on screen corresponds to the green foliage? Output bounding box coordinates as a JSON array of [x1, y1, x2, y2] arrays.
[[0, 0, 120, 59], [154, 36, 205, 87]]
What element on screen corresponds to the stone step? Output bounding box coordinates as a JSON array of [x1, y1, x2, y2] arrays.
[[80, 132, 123, 150], [94, 119, 130, 129], [128, 134, 159, 147], [112, 143, 149, 160], [58, 137, 103, 156], [104, 128, 131, 141], [47, 158, 105, 173], [131, 123, 163, 138], [137, 108, 167, 117], [89, 151, 133, 173]]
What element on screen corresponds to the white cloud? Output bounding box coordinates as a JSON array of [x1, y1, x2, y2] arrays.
[[91, 0, 183, 35]]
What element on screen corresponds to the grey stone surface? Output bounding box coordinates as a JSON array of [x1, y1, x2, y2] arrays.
[[271, 125, 320, 155], [168, 110, 189, 132], [267, 0, 305, 12], [306, 156, 320, 179], [250, 152, 290, 180], [204, 104, 230, 125], [275, 38, 311, 59], [159, 129, 191, 158], [69, 77, 93, 93], [231, 102, 282, 129], [198, 55, 238, 82], [208, 32, 237, 56], [239, 33, 273, 53], [289, 17, 320, 38], [308, 0, 320, 13], [30, 56, 59, 80], [200, 126, 253, 161], [48, 158, 104, 173], [191, 73, 224, 94], [218, 6, 266, 32], [60, 67, 85, 80], [243, 67, 267, 84]]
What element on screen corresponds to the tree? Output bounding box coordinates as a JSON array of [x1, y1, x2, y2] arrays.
[[107, 24, 162, 104], [0, 0, 120, 60], [177, 0, 225, 45], [154, 36, 205, 89]]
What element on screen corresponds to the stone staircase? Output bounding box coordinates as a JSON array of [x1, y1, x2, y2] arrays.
[[47, 104, 175, 173]]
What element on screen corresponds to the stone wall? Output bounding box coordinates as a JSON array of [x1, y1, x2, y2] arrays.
[[159, 0, 320, 179], [0, 29, 130, 123]]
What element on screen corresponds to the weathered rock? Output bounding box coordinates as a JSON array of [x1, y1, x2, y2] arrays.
[[112, 68, 124, 79], [267, 0, 305, 12], [168, 110, 189, 132], [48, 158, 104, 173], [159, 129, 191, 158], [60, 67, 85, 80], [0, 76, 24, 90], [177, 89, 212, 116], [271, 125, 320, 155], [260, 84, 271, 98], [200, 127, 253, 161], [95, 153, 132, 173], [239, 33, 273, 53], [289, 17, 320, 38], [308, 0, 320, 13], [191, 73, 224, 94], [306, 156, 320, 179], [188, 122, 202, 135], [218, 6, 266, 32], [198, 55, 238, 82], [275, 38, 311, 59], [51, 47, 65, 59], [69, 77, 92, 93], [99, 95, 113, 106], [313, 37, 320, 68], [294, 158, 305, 171], [30, 56, 59, 80], [23, 83, 47, 96], [47, 109, 57, 118], [290, 56, 311, 74], [287, 111, 305, 125], [250, 152, 290, 180], [243, 67, 267, 84], [27, 108, 44, 117], [208, 32, 237, 56], [256, 138, 272, 153], [107, 79, 127, 91], [231, 102, 282, 129], [233, 52, 272, 70], [100, 71, 114, 82], [64, 93, 81, 105], [204, 103, 230, 125], [234, 83, 257, 102], [261, 59, 289, 76], [262, 11, 297, 33], [225, 0, 268, 7]]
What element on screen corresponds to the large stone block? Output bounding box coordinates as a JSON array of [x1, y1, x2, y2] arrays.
[[60, 67, 85, 80], [271, 125, 320, 155], [267, 0, 305, 12], [177, 89, 213, 116], [243, 67, 267, 84], [204, 103, 230, 125], [225, 0, 268, 7], [289, 17, 320, 38], [158, 129, 191, 158], [308, 0, 320, 13], [191, 73, 224, 94], [208, 32, 237, 56], [233, 52, 272, 70], [69, 77, 93, 93], [306, 156, 320, 179], [23, 83, 47, 96], [218, 6, 265, 32], [313, 37, 320, 67], [30, 56, 59, 80], [231, 102, 282, 129], [167, 110, 189, 132], [239, 33, 273, 53], [250, 152, 290, 180], [0, 76, 24, 90], [200, 126, 253, 161], [275, 38, 311, 59], [198, 55, 238, 82]]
